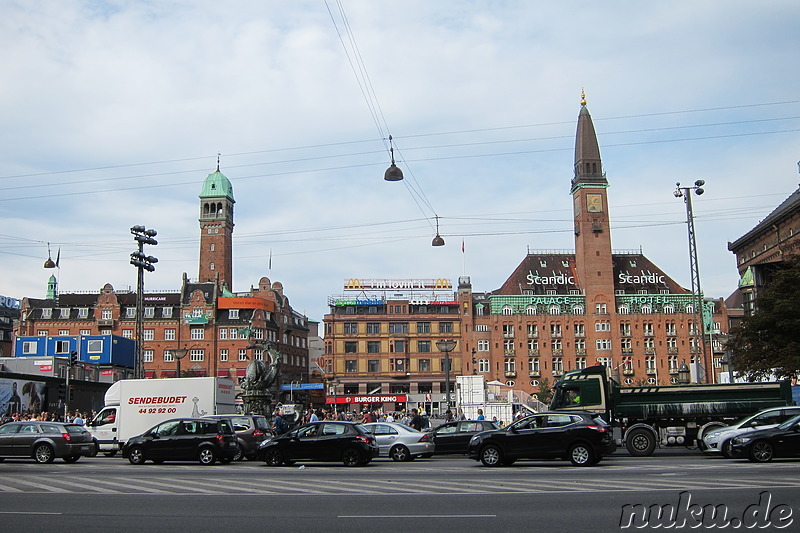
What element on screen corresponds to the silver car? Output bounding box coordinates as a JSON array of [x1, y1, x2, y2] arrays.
[[700, 406, 800, 458], [363, 422, 435, 461]]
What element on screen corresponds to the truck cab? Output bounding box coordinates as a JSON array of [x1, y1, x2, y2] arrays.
[[550, 365, 612, 418]]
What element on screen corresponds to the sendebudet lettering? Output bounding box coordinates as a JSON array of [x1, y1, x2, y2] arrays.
[[128, 396, 188, 405]]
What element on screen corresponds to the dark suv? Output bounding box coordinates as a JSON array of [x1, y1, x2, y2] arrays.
[[258, 421, 379, 467], [204, 414, 270, 461], [122, 418, 238, 465], [428, 420, 500, 455], [466, 412, 615, 467]]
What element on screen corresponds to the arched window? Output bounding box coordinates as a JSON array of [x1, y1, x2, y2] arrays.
[[617, 305, 629, 315], [572, 305, 584, 315], [642, 305, 652, 314], [664, 304, 674, 314], [685, 304, 694, 314], [549, 304, 560, 315], [502, 305, 513, 316], [525, 305, 537, 315]]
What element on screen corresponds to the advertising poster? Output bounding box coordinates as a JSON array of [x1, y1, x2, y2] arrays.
[[1, 378, 47, 417]]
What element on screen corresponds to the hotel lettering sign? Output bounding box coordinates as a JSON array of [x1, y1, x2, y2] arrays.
[[618, 270, 667, 285], [344, 278, 452, 290], [0, 295, 21, 309], [526, 272, 576, 286]]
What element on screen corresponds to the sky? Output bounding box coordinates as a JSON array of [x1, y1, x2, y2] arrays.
[[2, 1, 799, 326]]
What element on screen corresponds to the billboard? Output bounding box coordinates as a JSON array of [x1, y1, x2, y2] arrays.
[[1, 378, 47, 417]]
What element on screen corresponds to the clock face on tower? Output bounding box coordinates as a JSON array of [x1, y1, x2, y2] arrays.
[[586, 193, 603, 213]]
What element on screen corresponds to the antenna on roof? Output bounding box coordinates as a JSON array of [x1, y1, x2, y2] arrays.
[[216, 153, 221, 172]]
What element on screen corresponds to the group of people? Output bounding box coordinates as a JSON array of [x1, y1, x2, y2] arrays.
[[0, 410, 92, 425]]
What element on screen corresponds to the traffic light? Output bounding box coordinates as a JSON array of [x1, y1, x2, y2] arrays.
[[69, 351, 78, 366], [68, 386, 75, 402], [58, 383, 66, 401]]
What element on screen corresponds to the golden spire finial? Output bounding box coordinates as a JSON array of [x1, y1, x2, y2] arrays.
[[580, 88, 587, 106]]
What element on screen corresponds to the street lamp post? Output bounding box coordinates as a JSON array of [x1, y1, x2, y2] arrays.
[[172, 348, 188, 378], [436, 339, 457, 413], [674, 181, 708, 382], [130, 225, 158, 380]]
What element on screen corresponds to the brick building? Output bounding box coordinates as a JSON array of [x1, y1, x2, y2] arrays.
[[15, 166, 310, 401], [322, 96, 728, 411]]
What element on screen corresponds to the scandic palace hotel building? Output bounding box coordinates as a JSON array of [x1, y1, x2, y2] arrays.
[[321, 96, 729, 408]]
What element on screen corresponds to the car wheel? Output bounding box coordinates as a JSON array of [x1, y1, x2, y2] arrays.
[[721, 439, 735, 459], [128, 446, 146, 465], [198, 447, 217, 465], [390, 445, 412, 462], [625, 428, 656, 457], [342, 447, 365, 467], [264, 448, 284, 467], [90, 440, 99, 457], [33, 443, 55, 464], [479, 444, 503, 467], [62, 455, 81, 463], [233, 443, 245, 461], [569, 443, 595, 466], [749, 441, 774, 463]]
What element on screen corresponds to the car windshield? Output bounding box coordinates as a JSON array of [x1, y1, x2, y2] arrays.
[[776, 414, 800, 430]]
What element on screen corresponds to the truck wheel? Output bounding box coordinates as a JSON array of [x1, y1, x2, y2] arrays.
[[569, 443, 595, 466], [479, 444, 503, 467], [748, 441, 774, 463], [198, 447, 217, 465], [626, 428, 656, 456]]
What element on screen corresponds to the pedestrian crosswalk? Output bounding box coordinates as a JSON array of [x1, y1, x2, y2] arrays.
[[1, 468, 799, 495]]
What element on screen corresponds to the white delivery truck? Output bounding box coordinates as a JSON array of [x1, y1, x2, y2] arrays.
[[88, 377, 237, 455]]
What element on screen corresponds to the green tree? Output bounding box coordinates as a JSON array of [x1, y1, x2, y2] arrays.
[[537, 377, 553, 405], [727, 257, 800, 381]]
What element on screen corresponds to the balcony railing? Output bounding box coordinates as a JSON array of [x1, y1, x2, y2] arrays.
[[528, 349, 540, 357], [667, 348, 679, 355], [504, 350, 516, 357], [528, 371, 540, 377], [504, 371, 517, 378]]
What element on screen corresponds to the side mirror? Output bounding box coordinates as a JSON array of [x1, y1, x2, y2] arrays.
[[509, 426, 518, 434]]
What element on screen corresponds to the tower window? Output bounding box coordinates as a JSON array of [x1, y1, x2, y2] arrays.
[[210, 244, 215, 251], [210, 262, 215, 270]]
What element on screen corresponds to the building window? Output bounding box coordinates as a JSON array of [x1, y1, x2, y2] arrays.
[[419, 359, 430, 372], [553, 358, 563, 374], [666, 323, 677, 336], [478, 359, 490, 372], [366, 322, 380, 334], [475, 324, 489, 332], [391, 358, 406, 373], [162, 307, 172, 318], [552, 339, 562, 352], [575, 338, 586, 351], [576, 357, 587, 370], [122, 329, 133, 339], [366, 359, 380, 373], [621, 338, 632, 352], [80, 329, 90, 336], [595, 303, 607, 315], [574, 323, 585, 337], [418, 382, 433, 394], [617, 305, 629, 314], [389, 322, 409, 334], [502, 305, 513, 316], [163, 350, 173, 362], [367, 341, 380, 354], [238, 349, 248, 361], [525, 305, 536, 315], [528, 339, 539, 351], [220, 349, 228, 362], [190, 349, 204, 362], [642, 305, 652, 314], [572, 305, 585, 315], [527, 325, 538, 338], [77, 308, 89, 319], [477, 340, 489, 352], [344, 341, 357, 354], [549, 304, 560, 315], [229, 309, 239, 319], [143, 329, 154, 341], [391, 340, 406, 353], [504, 359, 516, 374], [165, 329, 175, 341], [54, 340, 69, 353], [528, 358, 540, 373], [595, 322, 610, 332], [190, 328, 204, 340], [219, 328, 227, 340], [597, 356, 612, 367], [417, 340, 431, 353], [345, 360, 358, 373], [550, 324, 562, 338], [439, 322, 453, 333], [144, 307, 155, 318], [58, 308, 69, 319], [101, 309, 112, 320], [439, 358, 451, 372], [344, 322, 358, 334], [502, 324, 514, 338], [596, 339, 612, 350], [143, 350, 153, 363]]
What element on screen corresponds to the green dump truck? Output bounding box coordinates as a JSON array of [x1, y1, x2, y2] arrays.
[[550, 365, 794, 456]]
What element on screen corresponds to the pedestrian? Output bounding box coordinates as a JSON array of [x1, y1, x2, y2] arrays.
[[476, 409, 485, 421], [457, 408, 466, 421], [409, 408, 424, 431]]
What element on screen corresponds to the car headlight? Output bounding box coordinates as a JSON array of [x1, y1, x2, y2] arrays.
[[732, 436, 752, 445]]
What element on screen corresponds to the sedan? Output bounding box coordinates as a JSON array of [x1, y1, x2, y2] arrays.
[[258, 421, 378, 467], [122, 418, 238, 465], [466, 412, 615, 467], [428, 420, 499, 455], [362, 422, 434, 461], [0, 421, 95, 463], [700, 406, 800, 458], [730, 414, 800, 463]]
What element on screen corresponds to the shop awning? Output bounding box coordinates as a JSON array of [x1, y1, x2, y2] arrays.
[[162, 370, 176, 378], [145, 370, 156, 378]]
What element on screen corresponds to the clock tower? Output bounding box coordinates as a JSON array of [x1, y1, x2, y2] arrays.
[[571, 92, 615, 302], [198, 162, 235, 291]]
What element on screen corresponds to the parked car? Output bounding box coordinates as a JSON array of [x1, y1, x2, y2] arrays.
[[204, 414, 270, 461], [428, 419, 499, 455], [729, 414, 800, 463], [257, 421, 378, 467], [700, 406, 800, 458], [0, 421, 95, 463], [466, 411, 615, 467], [362, 422, 434, 461], [122, 418, 238, 465]]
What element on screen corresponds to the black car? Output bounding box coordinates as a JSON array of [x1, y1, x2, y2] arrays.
[[204, 414, 271, 461], [428, 420, 499, 455], [122, 418, 238, 465], [730, 414, 800, 463], [0, 421, 95, 463], [466, 412, 615, 466], [257, 421, 379, 467]]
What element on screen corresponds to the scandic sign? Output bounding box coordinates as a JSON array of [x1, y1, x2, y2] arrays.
[[326, 395, 408, 404]]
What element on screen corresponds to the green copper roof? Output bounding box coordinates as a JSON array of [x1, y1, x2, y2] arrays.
[[738, 266, 755, 288], [199, 169, 234, 201]]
